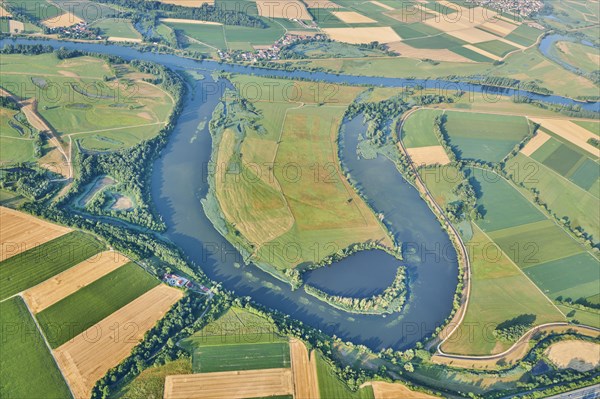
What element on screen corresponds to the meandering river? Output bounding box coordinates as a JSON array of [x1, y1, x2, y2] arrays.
[[2, 38, 598, 350]]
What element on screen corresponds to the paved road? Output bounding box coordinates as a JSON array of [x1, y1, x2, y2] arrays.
[[542, 385, 599, 399]]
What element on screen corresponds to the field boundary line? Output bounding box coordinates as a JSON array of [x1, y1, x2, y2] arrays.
[[19, 294, 77, 399], [66, 121, 167, 136], [477, 166, 599, 261], [473, 221, 567, 319]]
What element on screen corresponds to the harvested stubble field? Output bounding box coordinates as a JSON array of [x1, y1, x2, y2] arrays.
[[530, 118, 600, 157], [23, 250, 130, 313], [290, 339, 320, 399], [41, 11, 84, 28], [366, 381, 439, 398], [520, 131, 551, 156], [38, 262, 160, 348], [163, 368, 294, 399], [54, 284, 183, 399], [0, 206, 71, 261], [0, 230, 104, 301], [332, 11, 377, 23], [546, 340, 600, 372], [406, 145, 451, 166], [323, 27, 402, 44]]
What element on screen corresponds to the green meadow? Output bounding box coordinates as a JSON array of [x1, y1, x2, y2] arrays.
[[192, 341, 291, 373], [0, 231, 104, 300], [316, 354, 375, 399], [524, 252, 600, 301], [0, 53, 174, 151], [505, 153, 598, 243], [37, 262, 159, 348], [401, 109, 443, 148], [443, 112, 531, 163], [0, 296, 72, 399], [471, 168, 545, 232], [441, 225, 564, 355]]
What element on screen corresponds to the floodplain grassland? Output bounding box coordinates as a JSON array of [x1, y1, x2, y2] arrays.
[[37, 262, 160, 348], [90, 18, 142, 40], [112, 358, 192, 399], [0, 107, 36, 164], [507, 152, 599, 234], [0, 53, 174, 151], [553, 41, 600, 74], [401, 109, 443, 148], [215, 75, 392, 270], [0, 296, 72, 399], [440, 224, 564, 356], [0, 230, 104, 300], [316, 354, 374, 399]]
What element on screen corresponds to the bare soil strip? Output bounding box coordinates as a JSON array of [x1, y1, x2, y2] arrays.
[[521, 131, 551, 156], [23, 251, 130, 313], [546, 340, 600, 372], [164, 368, 294, 399], [54, 285, 183, 399], [290, 339, 320, 399], [530, 118, 600, 157], [406, 145, 452, 166], [0, 206, 71, 262]]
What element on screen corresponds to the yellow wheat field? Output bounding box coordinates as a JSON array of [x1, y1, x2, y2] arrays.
[[331, 11, 376, 23], [0, 206, 71, 262], [164, 368, 294, 399], [520, 131, 551, 156], [54, 285, 183, 399], [322, 27, 401, 44], [406, 145, 452, 166], [23, 251, 130, 313], [290, 339, 320, 399], [546, 340, 600, 372]]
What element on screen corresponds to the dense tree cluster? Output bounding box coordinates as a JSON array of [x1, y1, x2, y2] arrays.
[[305, 267, 406, 314]]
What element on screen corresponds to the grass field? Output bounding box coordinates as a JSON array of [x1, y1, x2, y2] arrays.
[[473, 40, 518, 57], [0, 231, 104, 300], [91, 18, 141, 39], [214, 75, 391, 270], [506, 153, 599, 239], [114, 358, 192, 399], [193, 341, 291, 373], [316, 354, 374, 399], [503, 23, 543, 47], [488, 220, 585, 269], [441, 224, 564, 355], [443, 112, 531, 163], [572, 120, 599, 136], [37, 262, 159, 348], [0, 296, 72, 399], [0, 53, 174, 151], [554, 41, 600, 75], [401, 109, 443, 148], [472, 168, 546, 232], [523, 252, 600, 301]]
